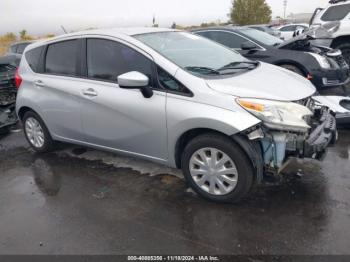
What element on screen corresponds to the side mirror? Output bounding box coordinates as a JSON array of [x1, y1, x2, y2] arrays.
[[241, 41, 259, 51], [118, 71, 153, 98]]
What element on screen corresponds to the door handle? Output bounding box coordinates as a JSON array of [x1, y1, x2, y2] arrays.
[[34, 80, 45, 87], [82, 88, 98, 97]]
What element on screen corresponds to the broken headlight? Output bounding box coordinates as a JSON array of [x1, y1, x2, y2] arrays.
[[237, 98, 313, 132]]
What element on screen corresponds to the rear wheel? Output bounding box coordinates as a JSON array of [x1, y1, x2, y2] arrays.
[[181, 133, 255, 203], [336, 42, 350, 66], [22, 111, 55, 153], [335, 43, 350, 95], [280, 64, 304, 76]]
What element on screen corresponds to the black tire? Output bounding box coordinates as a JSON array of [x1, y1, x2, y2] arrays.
[[22, 111, 55, 153], [0, 126, 11, 135], [181, 133, 255, 203], [336, 42, 350, 66], [280, 64, 304, 76]]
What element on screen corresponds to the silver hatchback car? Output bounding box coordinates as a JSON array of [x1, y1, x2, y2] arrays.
[[16, 28, 337, 202]]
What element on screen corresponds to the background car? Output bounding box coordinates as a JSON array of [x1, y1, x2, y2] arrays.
[[274, 23, 309, 40], [247, 24, 281, 38], [7, 41, 34, 56], [193, 26, 349, 92], [309, 0, 350, 65]]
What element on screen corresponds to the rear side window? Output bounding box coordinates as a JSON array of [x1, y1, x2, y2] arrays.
[[45, 40, 77, 76], [9, 45, 17, 53], [25, 46, 44, 72], [17, 43, 30, 54], [321, 4, 350, 21], [197, 31, 247, 49], [86, 39, 153, 83]]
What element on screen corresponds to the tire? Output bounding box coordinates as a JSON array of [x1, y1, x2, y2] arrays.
[[280, 64, 304, 76], [336, 42, 350, 66], [22, 111, 55, 153], [181, 133, 255, 203], [0, 126, 11, 135]]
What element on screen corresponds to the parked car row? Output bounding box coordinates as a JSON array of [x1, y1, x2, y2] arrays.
[[15, 28, 338, 202]]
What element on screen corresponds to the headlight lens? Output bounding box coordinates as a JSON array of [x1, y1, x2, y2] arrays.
[[308, 53, 331, 69], [237, 98, 313, 132]]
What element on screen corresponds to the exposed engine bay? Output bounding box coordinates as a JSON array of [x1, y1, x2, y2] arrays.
[[246, 98, 337, 175]]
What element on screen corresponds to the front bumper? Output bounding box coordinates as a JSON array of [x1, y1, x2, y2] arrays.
[[257, 106, 337, 173], [311, 65, 350, 89], [304, 108, 337, 159]]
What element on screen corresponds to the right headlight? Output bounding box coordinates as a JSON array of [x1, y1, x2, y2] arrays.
[[308, 53, 331, 69], [237, 98, 313, 132]]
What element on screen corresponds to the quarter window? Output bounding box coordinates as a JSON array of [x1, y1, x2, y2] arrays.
[[45, 40, 77, 76], [157, 67, 190, 94], [25, 46, 44, 73], [321, 4, 350, 21], [87, 39, 153, 84]]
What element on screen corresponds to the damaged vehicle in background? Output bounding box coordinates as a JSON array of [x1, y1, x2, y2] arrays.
[[0, 56, 18, 134], [193, 26, 350, 92], [16, 28, 337, 202], [0, 41, 34, 134]]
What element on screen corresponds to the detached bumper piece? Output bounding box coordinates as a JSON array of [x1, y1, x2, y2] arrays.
[[304, 108, 337, 160]]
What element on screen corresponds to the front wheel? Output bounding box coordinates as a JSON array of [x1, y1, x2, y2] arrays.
[[181, 133, 255, 203]]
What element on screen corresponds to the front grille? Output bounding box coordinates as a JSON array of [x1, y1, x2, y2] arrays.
[[332, 55, 348, 68]]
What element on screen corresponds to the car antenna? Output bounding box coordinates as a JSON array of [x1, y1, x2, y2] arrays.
[[61, 25, 68, 34]]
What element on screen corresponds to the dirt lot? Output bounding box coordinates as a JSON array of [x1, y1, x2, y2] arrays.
[[0, 128, 350, 255]]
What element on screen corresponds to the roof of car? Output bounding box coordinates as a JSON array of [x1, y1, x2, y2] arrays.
[[25, 27, 178, 51], [191, 26, 248, 32], [10, 40, 35, 46]]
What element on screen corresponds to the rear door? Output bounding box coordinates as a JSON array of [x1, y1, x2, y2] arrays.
[[78, 37, 168, 161], [35, 38, 84, 141]]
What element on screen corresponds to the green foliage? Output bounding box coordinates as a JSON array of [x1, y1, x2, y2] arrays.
[[229, 0, 272, 25], [19, 29, 27, 40]]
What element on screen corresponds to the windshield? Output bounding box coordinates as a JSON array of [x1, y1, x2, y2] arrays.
[[134, 31, 249, 75], [238, 28, 283, 46]]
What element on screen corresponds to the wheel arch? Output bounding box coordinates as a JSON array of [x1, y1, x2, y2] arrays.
[[173, 128, 264, 184], [18, 106, 36, 120], [274, 60, 309, 77], [331, 35, 350, 48]]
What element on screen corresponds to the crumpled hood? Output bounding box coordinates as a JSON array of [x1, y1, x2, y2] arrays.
[[206, 62, 316, 101]]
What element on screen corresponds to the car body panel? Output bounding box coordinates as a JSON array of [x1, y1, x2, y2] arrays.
[[205, 62, 316, 101]]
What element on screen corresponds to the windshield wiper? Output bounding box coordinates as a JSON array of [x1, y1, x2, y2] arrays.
[[217, 61, 259, 72], [185, 66, 221, 75]]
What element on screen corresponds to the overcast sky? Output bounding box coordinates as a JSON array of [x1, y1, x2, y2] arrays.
[[1, 0, 330, 36]]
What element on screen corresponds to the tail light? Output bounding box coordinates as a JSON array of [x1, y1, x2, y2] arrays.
[[15, 68, 22, 89]]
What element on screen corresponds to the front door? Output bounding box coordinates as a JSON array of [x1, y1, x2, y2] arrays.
[[79, 38, 168, 161]]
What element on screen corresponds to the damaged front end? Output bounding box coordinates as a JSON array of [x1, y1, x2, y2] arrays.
[[239, 97, 337, 177], [0, 63, 18, 134]]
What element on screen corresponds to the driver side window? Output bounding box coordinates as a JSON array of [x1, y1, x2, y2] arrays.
[[86, 38, 154, 85], [197, 31, 247, 49]]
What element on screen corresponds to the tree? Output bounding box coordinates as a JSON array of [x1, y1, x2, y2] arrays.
[[19, 30, 27, 40], [229, 0, 272, 25]]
